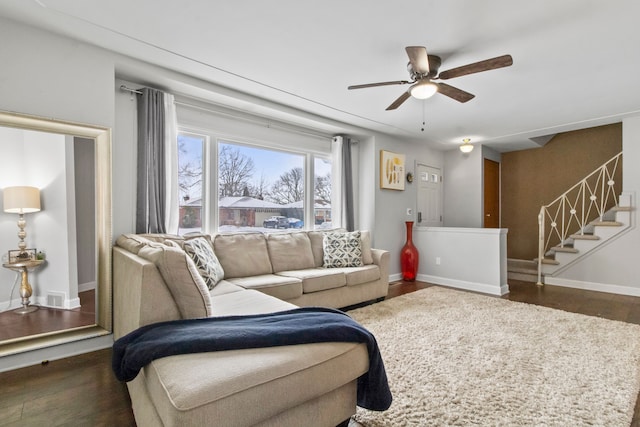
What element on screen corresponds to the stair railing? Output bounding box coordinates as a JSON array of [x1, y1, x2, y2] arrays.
[[537, 152, 622, 285]]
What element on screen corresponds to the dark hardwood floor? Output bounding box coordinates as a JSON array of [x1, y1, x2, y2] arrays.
[[1, 280, 639, 426], [0, 290, 95, 341]]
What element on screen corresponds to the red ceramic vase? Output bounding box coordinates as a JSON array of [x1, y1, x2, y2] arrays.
[[401, 221, 419, 281]]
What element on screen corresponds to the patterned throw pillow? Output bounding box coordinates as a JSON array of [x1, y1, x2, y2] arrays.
[[183, 237, 225, 290], [323, 231, 363, 268]]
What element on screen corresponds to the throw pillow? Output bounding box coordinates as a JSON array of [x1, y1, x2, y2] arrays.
[[183, 237, 225, 290], [323, 231, 363, 268]]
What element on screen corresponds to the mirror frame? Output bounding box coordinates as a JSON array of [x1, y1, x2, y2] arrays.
[[0, 110, 112, 356]]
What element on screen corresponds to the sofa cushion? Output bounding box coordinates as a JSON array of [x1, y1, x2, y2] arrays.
[[267, 232, 315, 272], [276, 268, 346, 293], [307, 231, 326, 268], [227, 274, 303, 301], [329, 265, 381, 286], [208, 280, 244, 297], [213, 233, 272, 278], [323, 231, 363, 268], [210, 288, 296, 317], [137, 241, 213, 319], [183, 237, 225, 290]]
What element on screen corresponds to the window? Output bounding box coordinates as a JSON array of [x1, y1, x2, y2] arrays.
[[176, 132, 331, 234], [177, 133, 204, 235], [314, 157, 332, 229], [218, 141, 305, 232]]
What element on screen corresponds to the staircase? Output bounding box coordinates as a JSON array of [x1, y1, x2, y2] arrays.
[[534, 152, 632, 284]]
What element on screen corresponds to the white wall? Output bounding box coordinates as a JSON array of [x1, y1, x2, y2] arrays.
[[0, 129, 79, 311], [368, 134, 444, 276], [27, 133, 78, 309], [443, 146, 483, 227], [546, 114, 640, 295], [415, 227, 509, 296]]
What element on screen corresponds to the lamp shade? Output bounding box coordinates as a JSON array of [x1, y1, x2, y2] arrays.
[[409, 80, 438, 99], [3, 186, 41, 213], [459, 142, 474, 153]]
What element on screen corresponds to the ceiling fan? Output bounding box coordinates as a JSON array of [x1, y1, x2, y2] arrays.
[[348, 46, 513, 110]]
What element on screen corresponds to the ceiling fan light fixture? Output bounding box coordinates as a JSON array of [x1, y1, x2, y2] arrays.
[[460, 138, 474, 153], [409, 80, 438, 99]]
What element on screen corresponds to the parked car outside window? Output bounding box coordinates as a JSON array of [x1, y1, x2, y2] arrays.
[[263, 216, 289, 228], [287, 218, 303, 229]]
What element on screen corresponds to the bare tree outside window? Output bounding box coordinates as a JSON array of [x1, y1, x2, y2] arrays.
[[218, 144, 255, 197], [314, 172, 331, 205], [269, 167, 304, 204]]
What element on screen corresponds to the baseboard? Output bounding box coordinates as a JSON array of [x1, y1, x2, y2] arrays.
[[78, 281, 96, 292], [388, 273, 403, 282], [35, 296, 81, 310], [417, 274, 509, 296], [0, 298, 23, 313], [544, 276, 640, 297]]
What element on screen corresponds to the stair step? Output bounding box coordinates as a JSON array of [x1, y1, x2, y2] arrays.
[[570, 233, 600, 240], [552, 246, 579, 253], [612, 206, 633, 212], [591, 220, 623, 227], [535, 258, 560, 265], [509, 266, 538, 274]]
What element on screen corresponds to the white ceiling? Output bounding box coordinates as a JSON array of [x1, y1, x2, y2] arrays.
[[2, 0, 640, 152]]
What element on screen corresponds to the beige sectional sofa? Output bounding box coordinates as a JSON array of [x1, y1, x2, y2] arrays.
[[113, 230, 390, 427]]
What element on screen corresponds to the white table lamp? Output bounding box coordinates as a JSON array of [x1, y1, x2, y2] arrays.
[[3, 186, 41, 259]]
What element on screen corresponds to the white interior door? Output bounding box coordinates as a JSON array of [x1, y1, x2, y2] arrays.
[[417, 163, 443, 227]]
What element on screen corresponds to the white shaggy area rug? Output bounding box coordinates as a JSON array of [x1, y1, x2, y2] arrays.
[[348, 286, 640, 426]]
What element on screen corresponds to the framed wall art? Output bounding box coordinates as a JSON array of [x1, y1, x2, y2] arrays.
[[380, 150, 406, 190]]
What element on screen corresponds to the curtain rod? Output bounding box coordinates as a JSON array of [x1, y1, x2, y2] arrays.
[[120, 85, 143, 95]]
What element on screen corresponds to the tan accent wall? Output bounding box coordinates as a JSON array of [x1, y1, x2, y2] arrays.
[[501, 123, 622, 260]]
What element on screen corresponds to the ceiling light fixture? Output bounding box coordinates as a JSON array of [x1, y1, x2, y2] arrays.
[[409, 80, 438, 99], [460, 138, 474, 153]]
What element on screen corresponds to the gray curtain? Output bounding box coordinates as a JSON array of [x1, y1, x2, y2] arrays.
[[136, 88, 166, 233], [342, 136, 355, 231]]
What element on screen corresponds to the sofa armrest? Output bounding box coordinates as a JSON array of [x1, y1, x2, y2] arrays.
[[113, 247, 181, 339], [370, 248, 388, 265], [370, 248, 390, 282]]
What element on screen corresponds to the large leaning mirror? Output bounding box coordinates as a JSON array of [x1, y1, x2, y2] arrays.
[[0, 111, 111, 356]]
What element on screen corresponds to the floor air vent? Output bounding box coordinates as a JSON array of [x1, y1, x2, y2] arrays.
[[47, 292, 65, 308]]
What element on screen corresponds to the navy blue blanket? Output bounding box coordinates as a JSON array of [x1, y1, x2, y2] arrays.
[[112, 307, 392, 411]]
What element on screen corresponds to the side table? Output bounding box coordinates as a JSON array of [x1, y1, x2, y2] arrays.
[[2, 259, 44, 314]]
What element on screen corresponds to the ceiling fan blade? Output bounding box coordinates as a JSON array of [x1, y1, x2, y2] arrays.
[[436, 82, 475, 103], [405, 46, 430, 75], [438, 54, 513, 80], [386, 91, 411, 111], [348, 80, 410, 90]]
